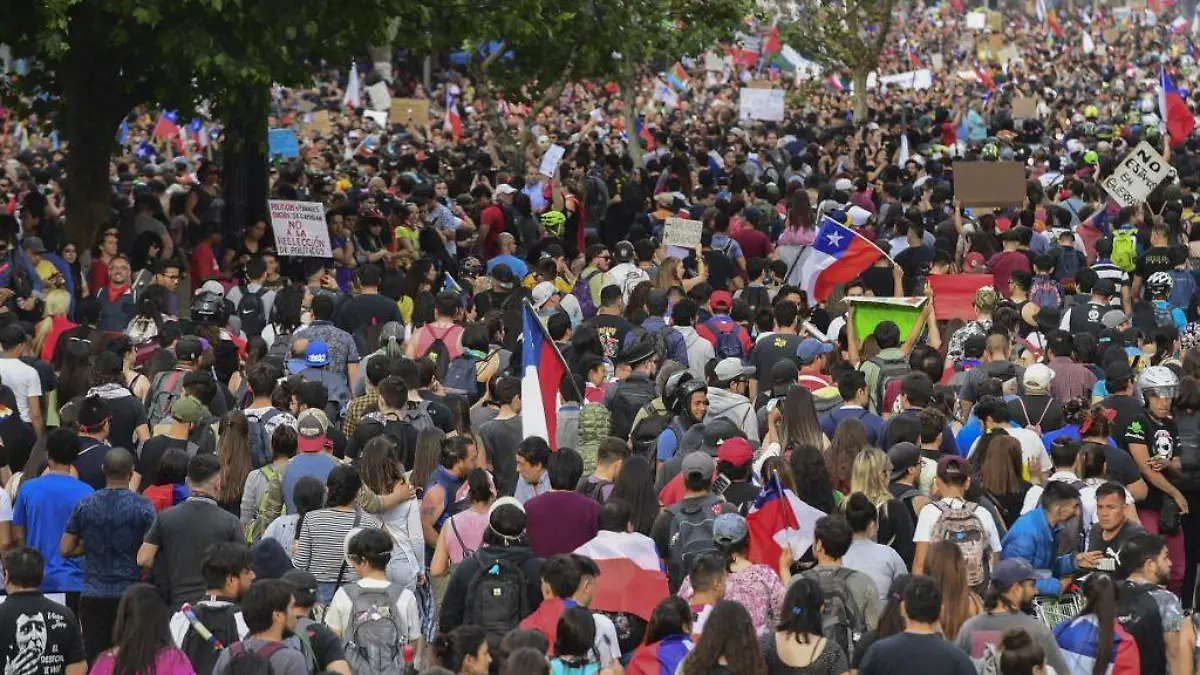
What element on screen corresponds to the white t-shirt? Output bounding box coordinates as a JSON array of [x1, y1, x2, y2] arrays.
[[0, 357, 42, 422], [592, 612, 621, 666], [170, 601, 248, 647], [324, 578, 422, 644], [913, 497, 1003, 554], [967, 427, 1053, 478], [1023, 474, 1134, 536]]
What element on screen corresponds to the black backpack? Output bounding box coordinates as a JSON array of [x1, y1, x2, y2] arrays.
[[237, 288, 268, 338], [181, 602, 243, 675], [221, 641, 285, 675], [665, 496, 721, 590], [422, 325, 459, 381], [354, 316, 384, 356], [1117, 581, 1167, 675], [629, 402, 675, 461], [609, 379, 656, 442], [1175, 410, 1200, 491], [741, 285, 772, 312], [463, 553, 530, 643], [814, 568, 868, 664]]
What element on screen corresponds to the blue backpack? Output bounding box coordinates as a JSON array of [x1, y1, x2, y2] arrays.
[[246, 408, 282, 469], [1054, 247, 1083, 284], [1169, 270, 1197, 311], [443, 353, 482, 404], [573, 271, 602, 320], [703, 317, 746, 360]]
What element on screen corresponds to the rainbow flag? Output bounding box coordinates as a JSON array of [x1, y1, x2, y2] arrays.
[[666, 63, 688, 91]]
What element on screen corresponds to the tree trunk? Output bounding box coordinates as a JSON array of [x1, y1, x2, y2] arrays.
[[221, 84, 270, 237], [852, 69, 869, 122], [623, 80, 645, 169]]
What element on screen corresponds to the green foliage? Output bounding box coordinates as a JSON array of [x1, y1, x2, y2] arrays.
[[780, 0, 896, 73]]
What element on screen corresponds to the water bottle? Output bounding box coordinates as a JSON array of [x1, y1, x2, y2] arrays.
[[403, 643, 416, 675]]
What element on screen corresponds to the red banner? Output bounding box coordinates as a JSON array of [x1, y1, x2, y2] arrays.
[[930, 274, 996, 321]]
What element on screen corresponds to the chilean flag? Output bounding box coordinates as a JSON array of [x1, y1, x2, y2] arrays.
[[1159, 67, 1195, 145], [626, 634, 693, 675], [795, 217, 887, 303], [444, 84, 463, 141], [907, 46, 922, 69], [1053, 614, 1141, 674], [521, 302, 568, 450], [152, 111, 179, 140], [745, 475, 826, 566], [574, 531, 668, 621]]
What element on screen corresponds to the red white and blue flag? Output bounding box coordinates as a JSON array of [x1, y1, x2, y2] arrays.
[[152, 111, 179, 141], [907, 46, 922, 69], [745, 475, 826, 566], [521, 302, 568, 450], [794, 216, 887, 303], [1159, 67, 1195, 145], [626, 634, 693, 675], [444, 84, 463, 141], [1052, 615, 1141, 674], [574, 531, 668, 621]]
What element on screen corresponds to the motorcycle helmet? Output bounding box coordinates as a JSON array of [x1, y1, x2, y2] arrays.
[[1137, 365, 1179, 400], [191, 290, 224, 325]]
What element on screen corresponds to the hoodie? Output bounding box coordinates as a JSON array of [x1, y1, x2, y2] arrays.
[[675, 326, 715, 380], [705, 387, 758, 444], [438, 544, 544, 633]]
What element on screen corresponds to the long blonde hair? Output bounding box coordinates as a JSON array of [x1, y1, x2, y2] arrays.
[[849, 447, 891, 509], [33, 289, 72, 356]]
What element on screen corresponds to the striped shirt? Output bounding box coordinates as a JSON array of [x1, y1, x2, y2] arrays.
[[1091, 262, 1129, 306], [292, 508, 382, 584]]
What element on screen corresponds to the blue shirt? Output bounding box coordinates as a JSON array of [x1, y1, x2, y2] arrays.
[[13, 473, 93, 593], [486, 254, 528, 279], [956, 416, 983, 457], [1040, 424, 1118, 451], [64, 488, 156, 598], [283, 453, 338, 513], [74, 436, 112, 491]]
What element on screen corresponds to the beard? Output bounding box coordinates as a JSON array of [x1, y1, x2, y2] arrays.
[[1019, 599, 1036, 615], [1155, 566, 1170, 587], [281, 626, 296, 640]]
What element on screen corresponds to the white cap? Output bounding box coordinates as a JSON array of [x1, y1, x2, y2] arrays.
[[848, 205, 871, 227], [531, 281, 559, 310], [1024, 363, 1056, 392], [494, 184, 518, 196], [834, 178, 854, 192]]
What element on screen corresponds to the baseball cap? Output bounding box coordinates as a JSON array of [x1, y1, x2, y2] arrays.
[[770, 360, 799, 387], [682, 452, 716, 481], [296, 408, 330, 453], [834, 178, 854, 192], [887, 442, 921, 481], [305, 341, 330, 367], [170, 395, 208, 425], [1105, 359, 1133, 383], [494, 183, 517, 196], [1023, 363, 1055, 392], [531, 281, 559, 310], [1102, 310, 1129, 329], [717, 437, 753, 468], [712, 513, 749, 546], [1093, 279, 1116, 297], [713, 357, 755, 384], [796, 338, 834, 364], [991, 559, 1037, 587], [176, 337, 204, 362], [20, 237, 45, 254], [937, 455, 970, 482], [710, 291, 733, 311]]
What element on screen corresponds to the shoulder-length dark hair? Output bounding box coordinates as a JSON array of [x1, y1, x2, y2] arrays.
[[680, 601, 767, 675], [611, 457, 660, 536], [776, 578, 825, 641]]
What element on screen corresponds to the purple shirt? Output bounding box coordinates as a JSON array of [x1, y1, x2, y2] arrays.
[[524, 491, 601, 558]]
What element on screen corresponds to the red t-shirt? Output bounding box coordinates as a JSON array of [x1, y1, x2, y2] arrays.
[[940, 122, 957, 146], [88, 259, 110, 294], [987, 250, 1031, 297], [189, 242, 218, 286], [480, 204, 505, 258], [732, 228, 774, 260]]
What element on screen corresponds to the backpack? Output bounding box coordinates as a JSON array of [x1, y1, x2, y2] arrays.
[[609, 379, 656, 442], [147, 370, 187, 428], [813, 567, 868, 663], [577, 477, 612, 504], [741, 285, 771, 312], [868, 354, 909, 415], [1054, 247, 1082, 284], [1174, 410, 1200, 491], [422, 325, 460, 381], [630, 326, 671, 367], [443, 353, 481, 403], [220, 641, 285, 675], [1112, 229, 1138, 273], [630, 403, 676, 461], [702, 317, 746, 360], [463, 553, 531, 641], [247, 409, 282, 470], [1153, 300, 1175, 328], [1116, 581, 1168, 675], [245, 463, 282, 543], [665, 497, 720, 586], [285, 618, 320, 674], [1015, 397, 1052, 434], [1169, 269, 1197, 310], [577, 403, 611, 464], [573, 271, 602, 320], [354, 316, 384, 358], [929, 501, 989, 589], [341, 583, 409, 675], [400, 400, 435, 432], [584, 174, 609, 228], [1030, 275, 1062, 311], [237, 288, 269, 338], [180, 602, 243, 675]]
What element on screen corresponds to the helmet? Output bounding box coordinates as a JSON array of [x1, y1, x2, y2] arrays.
[[613, 240, 636, 264], [540, 210, 566, 237], [981, 143, 999, 160], [191, 290, 224, 324], [1147, 271, 1174, 298], [1137, 365, 1179, 399], [674, 378, 709, 420], [1084, 105, 1100, 119], [1083, 150, 1099, 165]]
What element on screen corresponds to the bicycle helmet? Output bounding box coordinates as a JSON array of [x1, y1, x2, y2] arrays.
[[540, 210, 566, 237], [981, 143, 999, 160], [1147, 271, 1174, 298], [1137, 365, 1179, 399], [191, 290, 224, 325]]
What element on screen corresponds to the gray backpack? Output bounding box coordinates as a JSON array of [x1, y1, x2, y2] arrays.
[[341, 583, 409, 675]]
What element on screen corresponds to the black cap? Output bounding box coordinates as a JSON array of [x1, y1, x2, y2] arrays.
[[771, 359, 799, 387], [490, 264, 516, 290], [1093, 278, 1116, 297], [616, 339, 656, 366], [1104, 359, 1133, 383], [176, 337, 204, 362], [888, 442, 921, 480]]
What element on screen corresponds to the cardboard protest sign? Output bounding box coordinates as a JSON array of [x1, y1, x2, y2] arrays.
[[747, 80, 774, 89], [954, 162, 1027, 208], [739, 88, 785, 121], [267, 129, 299, 159], [268, 201, 333, 257], [929, 275, 996, 321], [310, 110, 332, 135], [366, 82, 391, 112], [389, 98, 430, 127], [847, 297, 928, 344], [663, 218, 703, 248], [989, 34, 1005, 52], [987, 11, 1003, 31], [1102, 141, 1176, 208], [1012, 96, 1038, 120], [931, 54, 945, 71], [539, 144, 566, 178]]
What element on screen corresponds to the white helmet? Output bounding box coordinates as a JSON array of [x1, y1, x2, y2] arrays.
[[1147, 271, 1174, 298], [1137, 366, 1179, 398]]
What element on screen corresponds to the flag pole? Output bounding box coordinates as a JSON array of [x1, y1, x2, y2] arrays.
[[521, 299, 584, 404]]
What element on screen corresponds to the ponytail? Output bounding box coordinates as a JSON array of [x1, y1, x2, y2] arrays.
[[1083, 573, 1118, 675]]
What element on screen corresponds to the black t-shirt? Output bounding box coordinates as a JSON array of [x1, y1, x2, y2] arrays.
[[722, 480, 761, 514], [1087, 518, 1145, 570], [145, 496, 243, 605], [1135, 246, 1174, 284], [1103, 394, 1147, 453], [296, 618, 344, 670], [334, 293, 403, 337], [586, 314, 637, 361], [1121, 413, 1177, 510], [703, 249, 737, 291], [1092, 441, 1142, 488], [749, 334, 804, 391], [136, 435, 193, 490], [0, 592, 86, 675], [894, 245, 934, 294], [105, 393, 148, 453], [856, 632, 975, 675], [861, 265, 895, 298]]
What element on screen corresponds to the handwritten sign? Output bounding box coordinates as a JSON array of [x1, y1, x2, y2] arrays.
[[739, 88, 785, 121], [267, 129, 299, 159], [310, 110, 332, 135], [1102, 141, 1176, 208], [268, 200, 333, 258], [366, 82, 391, 112], [966, 12, 987, 29], [539, 144, 566, 178], [389, 98, 430, 127], [663, 217, 703, 249]]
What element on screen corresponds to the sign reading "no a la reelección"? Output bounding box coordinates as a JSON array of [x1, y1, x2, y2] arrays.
[[268, 200, 333, 258]]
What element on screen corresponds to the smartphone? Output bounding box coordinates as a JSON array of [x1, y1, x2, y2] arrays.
[[711, 474, 731, 496]]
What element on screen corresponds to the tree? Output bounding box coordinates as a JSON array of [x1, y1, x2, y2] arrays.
[[781, 0, 895, 121], [0, 0, 431, 248]]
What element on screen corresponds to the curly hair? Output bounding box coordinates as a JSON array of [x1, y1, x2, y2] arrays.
[[679, 601, 766, 675]]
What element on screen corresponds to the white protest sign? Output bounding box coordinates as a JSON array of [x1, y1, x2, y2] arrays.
[[1101, 141, 1176, 208], [268, 200, 334, 257], [366, 82, 391, 112], [539, 144, 566, 178], [663, 217, 703, 248], [704, 52, 726, 72], [739, 88, 785, 121], [930, 53, 945, 71], [877, 69, 933, 90], [362, 109, 388, 128], [966, 12, 987, 29]]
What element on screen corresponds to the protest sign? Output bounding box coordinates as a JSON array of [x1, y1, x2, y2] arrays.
[[929, 275, 996, 321], [739, 88, 785, 121], [389, 98, 430, 127], [931, 54, 945, 71], [539, 144, 566, 178], [363, 110, 388, 128], [877, 69, 933, 90], [966, 12, 987, 29], [954, 162, 1026, 208], [1102, 141, 1176, 208], [987, 11, 1003, 31], [847, 297, 928, 343], [267, 129, 299, 159], [663, 217, 703, 249], [366, 82, 391, 112], [997, 45, 1022, 64], [747, 80, 774, 89], [268, 200, 333, 258], [310, 110, 332, 135], [704, 51, 726, 72], [989, 34, 1006, 52], [1012, 96, 1038, 119]]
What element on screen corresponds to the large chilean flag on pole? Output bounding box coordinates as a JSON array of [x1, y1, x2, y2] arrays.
[[796, 217, 887, 302], [521, 303, 568, 450], [1160, 67, 1195, 145]]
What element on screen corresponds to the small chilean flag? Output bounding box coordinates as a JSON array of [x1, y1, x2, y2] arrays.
[[626, 634, 693, 675], [745, 475, 826, 566], [152, 111, 179, 140], [795, 216, 887, 303], [444, 84, 463, 141], [574, 531, 668, 621], [1159, 67, 1195, 145], [521, 302, 568, 450], [907, 46, 922, 69]]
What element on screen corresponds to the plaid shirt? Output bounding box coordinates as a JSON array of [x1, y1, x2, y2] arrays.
[[343, 391, 377, 437], [1048, 356, 1097, 403]]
